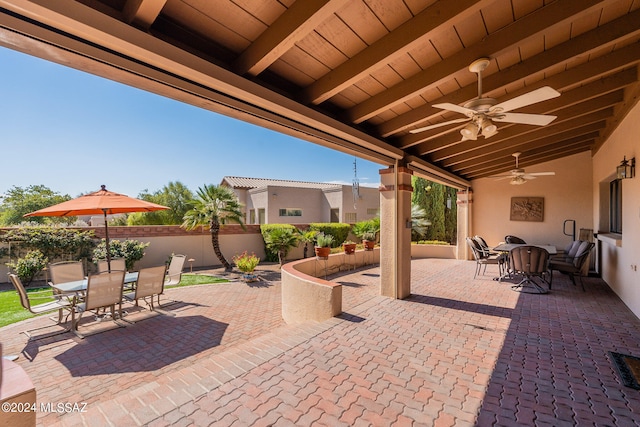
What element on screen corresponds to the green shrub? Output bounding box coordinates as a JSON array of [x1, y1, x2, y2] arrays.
[[260, 224, 297, 262], [0, 227, 96, 261], [308, 223, 351, 248], [92, 239, 149, 271], [7, 249, 48, 285]]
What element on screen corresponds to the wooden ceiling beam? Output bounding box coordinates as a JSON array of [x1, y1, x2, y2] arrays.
[[384, 16, 640, 140], [123, 0, 166, 29], [346, 0, 610, 124], [302, 0, 488, 104], [460, 134, 599, 177], [233, 0, 347, 76]]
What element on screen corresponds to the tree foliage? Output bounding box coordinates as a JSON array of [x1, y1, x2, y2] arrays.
[[128, 181, 194, 225], [411, 177, 457, 244], [0, 185, 72, 225], [181, 184, 245, 271]]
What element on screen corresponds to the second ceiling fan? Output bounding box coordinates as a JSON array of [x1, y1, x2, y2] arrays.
[[410, 58, 561, 140]]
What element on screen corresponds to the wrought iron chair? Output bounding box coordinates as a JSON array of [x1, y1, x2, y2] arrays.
[[466, 237, 506, 279], [509, 246, 550, 293], [548, 241, 594, 291]]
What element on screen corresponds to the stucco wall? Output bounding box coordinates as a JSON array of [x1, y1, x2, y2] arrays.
[[471, 151, 594, 250], [592, 100, 640, 318]]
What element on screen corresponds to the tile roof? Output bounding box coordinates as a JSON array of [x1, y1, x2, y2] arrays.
[[221, 176, 342, 190]]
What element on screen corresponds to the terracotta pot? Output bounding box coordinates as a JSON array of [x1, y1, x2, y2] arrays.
[[343, 243, 356, 254], [315, 246, 331, 258], [363, 240, 375, 251]]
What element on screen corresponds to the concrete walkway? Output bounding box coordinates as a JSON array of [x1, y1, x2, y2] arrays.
[[1, 259, 640, 426]]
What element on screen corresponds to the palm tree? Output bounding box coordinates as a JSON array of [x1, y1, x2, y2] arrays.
[[296, 228, 318, 258], [264, 228, 299, 267], [411, 204, 431, 242], [181, 184, 245, 271]]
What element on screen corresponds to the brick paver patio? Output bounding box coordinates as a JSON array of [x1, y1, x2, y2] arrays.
[[2, 258, 640, 426]]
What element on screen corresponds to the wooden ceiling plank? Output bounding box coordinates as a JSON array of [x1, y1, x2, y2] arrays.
[[385, 36, 640, 139], [233, 0, 348, 76], [347, 0, 609, 124], [123, 0, 167, 29], [303, 0, 489, 104]]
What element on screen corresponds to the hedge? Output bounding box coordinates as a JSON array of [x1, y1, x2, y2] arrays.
[[308, 223, 351, 248]]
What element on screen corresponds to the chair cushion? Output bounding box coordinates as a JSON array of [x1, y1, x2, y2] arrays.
[[573, 241, 591, 267], [565, 241, 582, 258]]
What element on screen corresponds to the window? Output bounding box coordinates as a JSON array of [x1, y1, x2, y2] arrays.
[[258, 209, 265, 224], [330, 208, 339, 223], [367, 208, 379, 216], [279, 208, 302, 217], [609, 179, 622, 233], [345, 212, 357, 223], [249, 209, 256, 224]]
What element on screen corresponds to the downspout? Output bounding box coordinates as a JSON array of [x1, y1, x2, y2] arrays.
[[394, 159, 399, 299]]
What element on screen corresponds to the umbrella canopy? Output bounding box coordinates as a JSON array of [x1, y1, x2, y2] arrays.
[[25, 185, 169, 270]]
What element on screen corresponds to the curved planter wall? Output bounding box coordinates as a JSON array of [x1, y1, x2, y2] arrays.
[[281, 249, 380, 324], [281, 245, 456, 324]]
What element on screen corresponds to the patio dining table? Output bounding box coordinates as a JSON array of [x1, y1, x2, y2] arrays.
[[493, 243, 557, 255], [51, 272, 139, 294]]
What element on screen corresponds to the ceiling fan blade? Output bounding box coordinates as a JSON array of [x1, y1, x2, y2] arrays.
[[527, 172, 555, 176], [492, 112, 557, 126], [432, 102, 476, 117], [490, 86, 560, 113], [491, 175, 514, 180], [521, 175, 538, 180], [409, 117, 470, 133]]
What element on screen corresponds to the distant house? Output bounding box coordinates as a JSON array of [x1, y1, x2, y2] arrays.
[[221, 176, 379, 225]]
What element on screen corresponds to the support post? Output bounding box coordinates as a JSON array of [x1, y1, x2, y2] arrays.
[[456, 189, 473, 260], [379, 165, 413, 299]]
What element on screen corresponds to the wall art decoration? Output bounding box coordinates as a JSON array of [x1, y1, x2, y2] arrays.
[[510, 197, 544, 222]]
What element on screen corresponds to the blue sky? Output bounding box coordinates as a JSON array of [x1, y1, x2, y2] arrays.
[[0, 47, 383, 198]]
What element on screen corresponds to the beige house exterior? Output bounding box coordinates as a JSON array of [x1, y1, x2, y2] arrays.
[[221, 176, 379, 225]]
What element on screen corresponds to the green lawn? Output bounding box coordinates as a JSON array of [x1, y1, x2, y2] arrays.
[[0, 274, 228, 328]]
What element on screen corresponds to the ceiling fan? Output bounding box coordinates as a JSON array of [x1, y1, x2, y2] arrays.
[[491, 152, 555, 185], [410, 58, 561, 140]]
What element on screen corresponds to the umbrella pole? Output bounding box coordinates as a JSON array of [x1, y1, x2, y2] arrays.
[[103, 209, 111, 272]]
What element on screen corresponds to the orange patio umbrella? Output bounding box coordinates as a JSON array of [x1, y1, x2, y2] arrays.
[[25, 185, 169, 270]]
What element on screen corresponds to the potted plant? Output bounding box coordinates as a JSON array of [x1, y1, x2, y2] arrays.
[[342, 240, 357, 254], [352, 219, 379, 251], [314, 233, 334, 258], [361, 231, 377, 251], [233, 251, 261, 281]]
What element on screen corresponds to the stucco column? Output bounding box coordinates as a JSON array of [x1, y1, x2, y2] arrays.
[[379, 165, 413, 299], [456, 189, 473, 260]]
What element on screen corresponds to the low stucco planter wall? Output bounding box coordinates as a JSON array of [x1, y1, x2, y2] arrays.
[[411, 244, 457, 259], [281, 248, 380, 324]]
